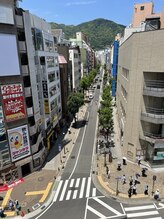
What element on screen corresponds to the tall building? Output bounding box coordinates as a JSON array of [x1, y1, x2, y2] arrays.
[[0, 0, 61, 180], [69, 46, 81, 92], [116, 3, 164, 166]]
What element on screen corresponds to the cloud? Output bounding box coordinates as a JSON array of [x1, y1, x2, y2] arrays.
[[66, 1, 96, 6]]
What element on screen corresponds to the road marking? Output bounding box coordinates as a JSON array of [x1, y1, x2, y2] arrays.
[[59, 179, 69, 201], [159, 203, 164, 208], [79, 177, 86, 198], [92, 188, 96, 197], [1, 188, 13, 208], [39, 182, 53, 202], [66, 190, 72, 200], [73, 190, 78, 199], [93, 197, 121, 215], [87, 205, 106, 218], [75, 178, 80, 188], [127, 211, 159, 218], [86, 177, 91, 197], [125, 205, 155, 211], [70, 179, 74, 187], [146, 217, 162, 219], [53, 180, 63, 202]]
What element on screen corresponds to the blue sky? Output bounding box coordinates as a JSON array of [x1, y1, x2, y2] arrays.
[[19, 0, 164, 26]]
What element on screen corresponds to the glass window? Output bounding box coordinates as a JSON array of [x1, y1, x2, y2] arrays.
[[140, 6, 144, 10], [45, 39, 54, 52], [47, 56, 55, 68], [32, 28, 44, 51], [48, 71, 56, 83]]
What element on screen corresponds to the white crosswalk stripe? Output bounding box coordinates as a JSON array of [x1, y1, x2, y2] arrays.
[[53, 177, 96, 202], [124, 204, 162, 218]]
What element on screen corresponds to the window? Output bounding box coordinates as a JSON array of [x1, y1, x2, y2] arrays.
[[140, 6, 144, 11], [45, 39, 54, 52], [32, 28, 44, 51], [47, 56, 54, 68]]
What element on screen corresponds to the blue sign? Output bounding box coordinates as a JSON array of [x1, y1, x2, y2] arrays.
[[58, 144, 62, 152]]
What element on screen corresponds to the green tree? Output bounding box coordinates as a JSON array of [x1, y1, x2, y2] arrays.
[[67, 92, 84, 124], [80, 76, 90, 92]]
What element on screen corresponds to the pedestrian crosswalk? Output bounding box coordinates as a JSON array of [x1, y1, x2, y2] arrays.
[[53, 177, 97, 202], [123, 204, 162, 219]]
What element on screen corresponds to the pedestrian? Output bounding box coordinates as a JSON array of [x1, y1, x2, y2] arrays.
[[129, 176, 133, 186], [107, 170, 111, 179], [15, 199, 21, 211], [154, 189, 160, 200], [132, 185, 137, 195], [128, 188, 132, 198], [137, 156, 141, 165], [0, 207, 5, 218], [9, 199, 14, 211], [106, 166, 109, 175], [122, 175, 126, 184], [144, 185, 148, 195]]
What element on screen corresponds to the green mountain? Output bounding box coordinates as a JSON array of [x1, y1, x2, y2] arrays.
[[50, 18, 125, 50]]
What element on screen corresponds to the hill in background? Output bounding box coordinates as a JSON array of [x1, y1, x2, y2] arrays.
[[50, 18, 125, 50]]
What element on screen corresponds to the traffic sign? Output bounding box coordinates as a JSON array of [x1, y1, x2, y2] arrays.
[[58, 144, 62, 152]]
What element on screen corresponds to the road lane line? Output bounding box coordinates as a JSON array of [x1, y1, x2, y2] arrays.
[[75, 178, 80, 188], [53, 180, 63, 202], [127, 211, 159, 218], [68, 111, 89, 180], [70, 179, 74, 187], [93, 197, 121, 215], [79, 177, 86, 198], [66, 190, 72, 200], [73, 190, 78, 199], [59, 179, 69, 201], [125, 205, 155, 211], [86, 177, 91, 197], [87, 205, 106, 218], [92, 188, 96, 197]]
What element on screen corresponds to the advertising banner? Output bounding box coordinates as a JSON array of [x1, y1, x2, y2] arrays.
[[7, 125, 31, 162], [1, 84, 26, 122]]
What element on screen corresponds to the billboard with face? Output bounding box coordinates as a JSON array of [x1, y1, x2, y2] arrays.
[[7, 125, 31, 162], [1, 84, 26, 122]]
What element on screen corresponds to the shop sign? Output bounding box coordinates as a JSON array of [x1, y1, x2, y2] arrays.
[[1, 84, 26, 122], [7, 125, 31, 162]]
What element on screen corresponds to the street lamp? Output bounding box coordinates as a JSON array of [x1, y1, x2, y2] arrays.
[[115, 176, 122, 196], [152, 175, 157, 195]]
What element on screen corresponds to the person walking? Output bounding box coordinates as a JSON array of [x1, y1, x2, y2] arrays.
[[122, 175, 126, 184], [133, 185, 137, 195], [128, 187, 132, 198], [144, 185, 148, 195], [154, 189, 160, 200]]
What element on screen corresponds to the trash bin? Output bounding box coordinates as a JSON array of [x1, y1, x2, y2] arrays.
[[122, 157, 127, 165]]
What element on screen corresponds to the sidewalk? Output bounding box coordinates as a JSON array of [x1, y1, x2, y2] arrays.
[[94, 105, 164, 203]]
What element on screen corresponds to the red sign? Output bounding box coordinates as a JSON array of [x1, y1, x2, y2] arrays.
[[0, 178, 24, 192], [1, 84, 26, 122]]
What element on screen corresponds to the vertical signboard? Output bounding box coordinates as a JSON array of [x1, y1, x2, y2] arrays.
[[7, 125, 31, 162], [1, 84, 26, 122]]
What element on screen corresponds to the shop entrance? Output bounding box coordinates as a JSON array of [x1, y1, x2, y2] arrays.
[[21, 163, 31, 177]]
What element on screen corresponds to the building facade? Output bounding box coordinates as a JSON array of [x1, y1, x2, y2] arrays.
[[116, 29, 164, 166], [0, 0, 61, 181]]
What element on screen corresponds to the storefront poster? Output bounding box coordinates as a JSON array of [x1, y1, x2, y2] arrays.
[[7, 125, 31, 162], [1, 84, 26, 122]]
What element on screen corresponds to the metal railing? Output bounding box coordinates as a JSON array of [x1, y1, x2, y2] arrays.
[[143, 131, 164, 139]]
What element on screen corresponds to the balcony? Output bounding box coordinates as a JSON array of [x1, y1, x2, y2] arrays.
[[141, 107, 164, 124], [15, 15, 23, 27], [19, 41, 26, 52], [24, 87, 32, 97], [27, 107, 34, 117], [140, 131, 164, 143], [143, 80, 164, 97], [21, 65, 29, 76]]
